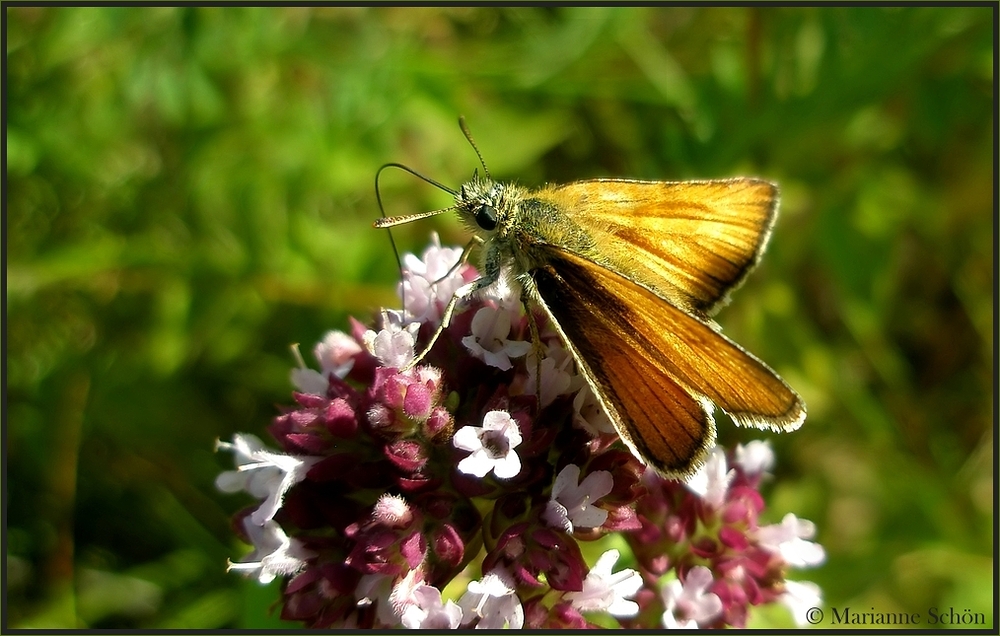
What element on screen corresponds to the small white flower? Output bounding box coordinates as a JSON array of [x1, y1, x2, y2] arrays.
[[401, 274, 436, 324], [453, 410, 523, 479], [479, 265, 521, 309], [573, 386, 615, 436], [362, 312, 421, 369], [733, 440, 775, 476], [227, 518, 313, 584], [684, 446, 733, 508], [290, 367, 329, 395], [459, 570, 524, 629], [399, 583, 464, 629], [314, 330, 363, 379], [661, 565, 723, 628], [756, 513, 826, 568], [780, 579, 823, 627], [357, 572, 400, 627], [289, 343, 329, 395], [215, 434, 319, 525], [462, 306, 533, 371], [564, 549, 642, 618], [389, 569, 422, 619], [543, 464, 613, 532], [401, 234, 467, 323], [525, 349, 574, 407]]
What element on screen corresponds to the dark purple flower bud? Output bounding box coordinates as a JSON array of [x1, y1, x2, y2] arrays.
[[291, 409, 320, 427], [526, 527, 586, 592], [285, 432, 330, 454], [423, 406, 453, 439], [344, 529, 399, 574], [589, 450, 646, 506], [290, 393, 324, 409], [524, 598, 591, 629], [384, 439, 429, 473], [722, 485, 764, 527], [323, 398, 358, 438], [664, 514, 689, 543], [378, 370, 408, 411], [690, 536, 721, 559], [400, 531, 427, 569], [403, 381, 433, 421], [511, 562, 543, 588], [645, 554, 671, 577], [281, 563, 360, 627], [602, 504, 642, 532], [552, 602, 590, 628], [719, 526, 749, 550], [709, 576, 751, 628], [430, 523, 465, 569], [397, 473, 441, 494]]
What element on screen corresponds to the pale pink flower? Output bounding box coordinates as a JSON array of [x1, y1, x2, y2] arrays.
[[227, 518, 314, 584], [564, 549, 642, 618], [400, 233, 467, 323], [661, 565, 723, 628], [756, 513, 826, 567], [215, 434, 319, 525], [400, 583, 463, 629], [462, 306, 532, 371], [684, 446, 733, 508], [315, 329, 363, 378], [780, 579, 823, 626], [543, 464, 613, 532], [733, 440, 775, 476], [459, 570, 524, 629], [362, 312, 420, 369], [525, 349, 574, 407]]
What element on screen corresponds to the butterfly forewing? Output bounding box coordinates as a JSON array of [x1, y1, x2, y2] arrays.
[[543, 178, 778, 317], [529, 247, 804, 476]]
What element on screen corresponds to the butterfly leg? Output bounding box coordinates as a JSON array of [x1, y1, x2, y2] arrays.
[[427, 236, 482, 287], [403, 270, 497, 372], [400, 237, 484, 372], [522, 296, 545, 400]]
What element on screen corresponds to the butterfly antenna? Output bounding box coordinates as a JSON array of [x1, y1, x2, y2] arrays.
[[458, 116, 490, 180], [374, 162, 459, 315]]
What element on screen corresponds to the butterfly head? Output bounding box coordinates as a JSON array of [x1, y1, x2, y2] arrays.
[[456, 172, 508, 237]]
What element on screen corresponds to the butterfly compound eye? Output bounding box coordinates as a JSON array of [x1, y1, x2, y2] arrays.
[[475, 203, 498, 231]]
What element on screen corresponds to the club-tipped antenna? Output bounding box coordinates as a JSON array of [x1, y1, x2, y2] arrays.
[[375, 162, 459, 229], [374, 162, 459, 315], [458, 116, 490, 180]]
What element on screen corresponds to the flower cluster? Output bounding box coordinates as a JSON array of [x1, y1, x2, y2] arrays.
[[216, 235, 824, 628], [623, 443, 824, 628]]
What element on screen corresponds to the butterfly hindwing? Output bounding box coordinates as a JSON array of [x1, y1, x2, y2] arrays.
[[529, 250, 715, 477], [528, 247, 804, 477]]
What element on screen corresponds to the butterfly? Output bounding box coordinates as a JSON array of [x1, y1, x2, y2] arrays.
[[375, 119, 805, 478]]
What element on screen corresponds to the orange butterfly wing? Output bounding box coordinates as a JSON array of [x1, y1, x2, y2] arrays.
[[529, 247, 805, 477], [542, 178, 778, 317]]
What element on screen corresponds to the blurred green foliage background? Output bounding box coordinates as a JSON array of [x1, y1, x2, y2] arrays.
[[6, 6, 993, 629]]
